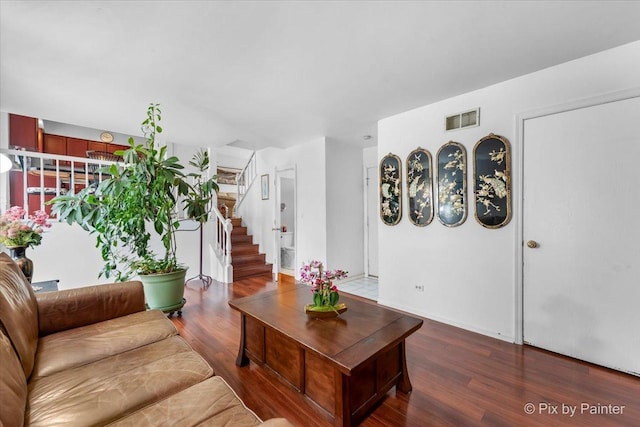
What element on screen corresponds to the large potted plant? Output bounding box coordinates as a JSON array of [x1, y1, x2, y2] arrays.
[[51, 103, 218, 313]]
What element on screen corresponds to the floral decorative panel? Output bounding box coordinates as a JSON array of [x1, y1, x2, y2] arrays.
[[473, 133, 512, 228], [406, 148, 433, 226], [380, 153, 402, 225], [436, 141, 467, 227]]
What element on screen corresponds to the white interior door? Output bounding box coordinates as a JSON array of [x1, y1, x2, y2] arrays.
[[523, 96, 640, 375], [275, 168, 296, 277], [366, 166, 379, 277], [272, 169, 280, 279]]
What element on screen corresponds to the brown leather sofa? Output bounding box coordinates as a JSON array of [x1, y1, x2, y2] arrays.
[[0, 253, 292, 427]]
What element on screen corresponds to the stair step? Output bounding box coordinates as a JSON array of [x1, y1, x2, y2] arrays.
[[231, 234, 253, 244], [231, 226, 247, 235], [233, 253, 266, 266], [227, 217, 271, 280], [233, 243, 260, 256], [234, 263, 273, 280]]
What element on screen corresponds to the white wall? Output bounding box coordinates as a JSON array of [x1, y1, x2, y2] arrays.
[[377, 41, 640, 342], [26, 222, 109, 288], [326, 138, 364, 277], [363, 146, 377, 169], [286, 138, 327, 271], [0, 112, 10, 210], [362, 145, 378, 276], [22, 218, 203, 290]]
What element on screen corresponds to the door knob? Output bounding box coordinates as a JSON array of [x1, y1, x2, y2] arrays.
[[527, 240, 539, 248]]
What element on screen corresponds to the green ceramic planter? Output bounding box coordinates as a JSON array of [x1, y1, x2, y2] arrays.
[[139, 269, 187, 312]]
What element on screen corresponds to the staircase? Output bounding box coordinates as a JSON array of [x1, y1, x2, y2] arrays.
[[231, 218, 272, 280]]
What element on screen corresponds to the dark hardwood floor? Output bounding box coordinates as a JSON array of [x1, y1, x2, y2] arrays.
[[171, 274, 640, 426]]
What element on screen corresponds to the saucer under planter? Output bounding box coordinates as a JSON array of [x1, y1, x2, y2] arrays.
[[304, 303, 348, 319], [140, 268, 187, 316]]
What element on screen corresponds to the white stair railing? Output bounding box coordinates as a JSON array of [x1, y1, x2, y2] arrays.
[[235, 150, 256, 216], [1, 148, 119, 214], [212, 204, 233, 283]]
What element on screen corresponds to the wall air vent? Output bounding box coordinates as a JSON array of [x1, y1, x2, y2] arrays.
[[446, 108, 480, 131]]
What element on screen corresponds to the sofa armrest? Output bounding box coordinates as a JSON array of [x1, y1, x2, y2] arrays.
[[36, 281, 146, 336]]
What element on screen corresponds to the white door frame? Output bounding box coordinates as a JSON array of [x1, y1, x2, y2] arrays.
[[273, 165, 297, 280], [514, 87, 640, 345], [364, 165, 378, 277], [363, 165, 370, 276]]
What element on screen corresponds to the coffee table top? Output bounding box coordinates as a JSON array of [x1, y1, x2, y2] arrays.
[[229, 284, 423, 373]]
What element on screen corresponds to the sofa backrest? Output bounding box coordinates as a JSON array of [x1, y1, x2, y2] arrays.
[[0, 252, 39, 379], [0, 327, 27, 427]]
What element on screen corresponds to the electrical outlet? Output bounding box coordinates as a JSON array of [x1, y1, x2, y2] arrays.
[[414, 285, 424, 292]]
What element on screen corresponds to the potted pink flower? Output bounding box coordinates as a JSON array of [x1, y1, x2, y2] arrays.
[[0, 206, 51, 282], [299, 260, 348, 317]]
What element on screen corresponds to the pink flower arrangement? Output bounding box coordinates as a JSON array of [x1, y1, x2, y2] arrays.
[[300, 260, 348, 308], [0, 206, 51, 249]]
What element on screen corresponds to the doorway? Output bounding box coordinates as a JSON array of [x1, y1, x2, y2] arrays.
[[276, 167, 296, 277], [521, 94, 640, 375], [366, 166, 379, 277]]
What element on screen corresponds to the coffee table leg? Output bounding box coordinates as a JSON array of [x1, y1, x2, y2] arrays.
[[335, 370, 351, 427], [397, 341, 413, 393], [235, 314, 250, 366]]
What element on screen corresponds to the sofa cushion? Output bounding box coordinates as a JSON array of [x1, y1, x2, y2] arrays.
[[26, 335, 213, 427], [32, 309, 177, 379], [36, 281, 147, 336], [107, 376, 263, 426], [0, 252, 39, 378], [0, 328, 27, 427]]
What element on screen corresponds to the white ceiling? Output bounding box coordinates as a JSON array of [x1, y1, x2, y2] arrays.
[[2, 1, 640, 150]]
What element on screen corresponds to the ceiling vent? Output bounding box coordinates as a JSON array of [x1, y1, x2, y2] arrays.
[[446, 108, 479, 131]]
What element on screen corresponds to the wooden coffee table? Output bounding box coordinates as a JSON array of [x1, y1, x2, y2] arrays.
[[229, 284, 423, 426]]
